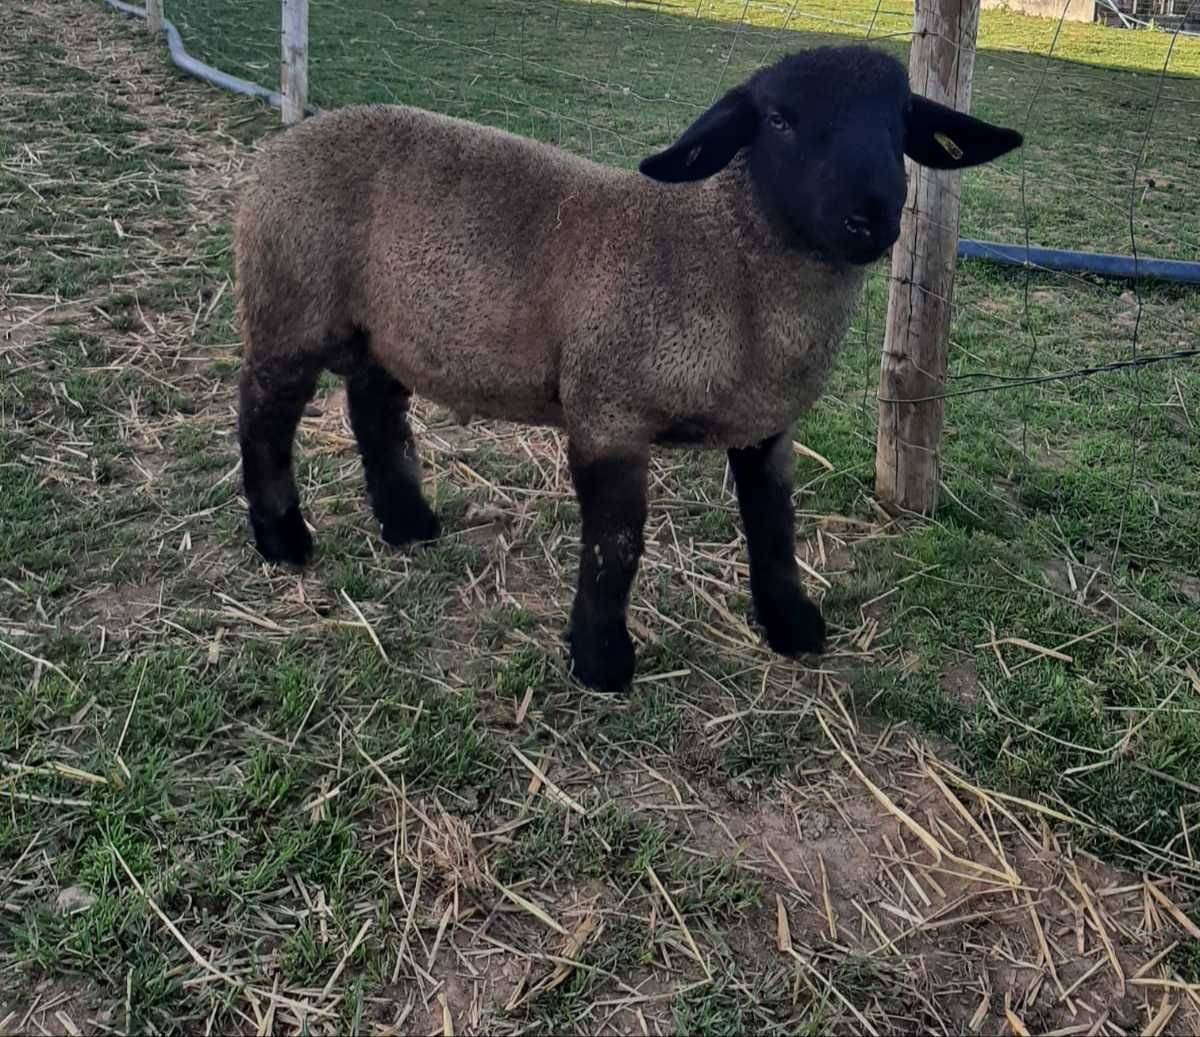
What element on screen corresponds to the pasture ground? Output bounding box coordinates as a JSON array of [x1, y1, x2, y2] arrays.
[[2, 1, 1200, 1034]]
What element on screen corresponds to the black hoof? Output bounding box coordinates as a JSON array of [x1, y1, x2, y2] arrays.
[[379, 502, 441, 548], [755, 580, 826, 656], [250, 504, 313, 567], [568, 618, 635, 692]]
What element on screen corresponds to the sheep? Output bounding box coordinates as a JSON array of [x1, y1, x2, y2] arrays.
[[233, 43, 1022, 692]]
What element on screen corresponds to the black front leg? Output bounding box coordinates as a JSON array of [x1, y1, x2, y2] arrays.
[[727, 431, 825, 656], [566, 443, 649, 692]]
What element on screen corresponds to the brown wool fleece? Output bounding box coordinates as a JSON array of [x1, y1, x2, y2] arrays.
[[234, 104, 866, 461]]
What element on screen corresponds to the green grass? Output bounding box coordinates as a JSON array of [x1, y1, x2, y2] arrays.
[[2, 0, 1200, 1033], [672, 984, 747, 1037]]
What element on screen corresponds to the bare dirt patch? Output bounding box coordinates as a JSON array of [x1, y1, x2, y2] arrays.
[[939, 658, 980, 708], [596, 721, 1200, 1036], [0, 979, 113, 1037]]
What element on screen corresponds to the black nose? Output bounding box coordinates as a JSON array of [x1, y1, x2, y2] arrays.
[[844, 212, 873, 238], [838, 208, 902, 265], [845, 209, 901, 250]]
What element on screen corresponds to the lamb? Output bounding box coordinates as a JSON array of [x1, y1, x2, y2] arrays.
[[233, 44, 1022, 692]]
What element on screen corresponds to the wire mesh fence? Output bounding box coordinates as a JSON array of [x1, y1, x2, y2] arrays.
[[108, 2, 1192, 584], [156, 0, 1200, 598]]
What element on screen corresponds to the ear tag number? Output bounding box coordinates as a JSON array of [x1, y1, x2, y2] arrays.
[[934, 132, 963, 160]]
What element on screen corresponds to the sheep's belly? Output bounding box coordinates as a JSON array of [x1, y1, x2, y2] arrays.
[[410, 371, 565, 429], [370, 323, 565, 428], [441, 395, 566, 428], [651, 357, 837, 450], [653, 406, 804, 450]]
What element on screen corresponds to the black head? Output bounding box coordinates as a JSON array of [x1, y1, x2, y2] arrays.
[[639, 45, 1023, 266]]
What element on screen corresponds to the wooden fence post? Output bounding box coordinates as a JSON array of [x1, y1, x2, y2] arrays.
[[281, 0, 309, 125], [874, 0, 981, 515], [145, 0, 163, 35]]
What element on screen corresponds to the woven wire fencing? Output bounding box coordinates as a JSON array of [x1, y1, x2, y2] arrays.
[[159, 0, 1200, 593]]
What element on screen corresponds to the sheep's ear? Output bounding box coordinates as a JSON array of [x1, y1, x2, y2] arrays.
[[904, 96, 1023, 169], [639, 88, 756, 182]]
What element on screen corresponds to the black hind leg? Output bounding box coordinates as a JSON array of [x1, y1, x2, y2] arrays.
[[345, 361, 439, 547], [239, 360, 320, 566]]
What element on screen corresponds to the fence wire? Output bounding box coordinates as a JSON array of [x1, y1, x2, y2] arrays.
[[156, 0, 1199, 575]]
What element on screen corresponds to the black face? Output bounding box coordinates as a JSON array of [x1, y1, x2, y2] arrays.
[[746, 58, 911, 264], [639, 45, 1024, 268]]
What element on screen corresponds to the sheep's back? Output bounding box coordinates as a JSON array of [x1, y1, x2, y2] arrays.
[[245, 105, 643, 427]]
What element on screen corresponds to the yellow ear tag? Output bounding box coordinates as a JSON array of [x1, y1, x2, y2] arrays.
[[934, 132, 964, 160]]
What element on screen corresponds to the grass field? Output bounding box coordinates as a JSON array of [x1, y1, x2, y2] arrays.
[[2, 1, 1200, 1034]]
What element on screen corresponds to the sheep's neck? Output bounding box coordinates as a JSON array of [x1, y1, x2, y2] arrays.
[[707, 154, 851, 268], [705, 156, 868, 333], [704, 155, 870, 430]]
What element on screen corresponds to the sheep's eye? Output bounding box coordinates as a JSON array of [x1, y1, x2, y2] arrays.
[[768, 111, 789, 132]]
